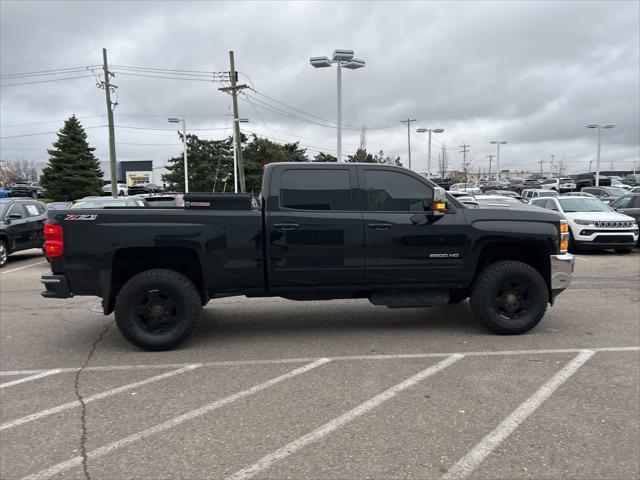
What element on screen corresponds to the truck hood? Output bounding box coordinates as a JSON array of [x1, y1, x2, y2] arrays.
[[463, 204, 563, 224]]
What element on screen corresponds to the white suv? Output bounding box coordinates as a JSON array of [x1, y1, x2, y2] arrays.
[[530, 196, 638, 253], [541, 177, 576, 193]]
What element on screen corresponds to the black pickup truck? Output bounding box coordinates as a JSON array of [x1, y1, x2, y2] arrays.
[[41, 163, 574, 350]]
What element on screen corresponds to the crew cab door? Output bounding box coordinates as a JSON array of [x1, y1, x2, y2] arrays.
[[266, 165, 364, 287], [359, 167, 466, 284]]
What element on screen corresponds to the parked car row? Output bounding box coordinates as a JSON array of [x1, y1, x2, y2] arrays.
[[453, 187, 639, 253], [0, 192, 186, 267]]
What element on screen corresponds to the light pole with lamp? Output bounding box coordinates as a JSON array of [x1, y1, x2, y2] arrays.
[[232, 118, 249, 193], [310, 49, 365, 162], [168, 117, 188, 193], [416, 128, 444, 179], [490, 140, 507, 183], [586, 124, 615, 186]]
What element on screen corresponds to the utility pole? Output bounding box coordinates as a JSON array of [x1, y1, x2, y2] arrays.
[[459, 143, 470, 183], [101, 48, 118, 198], [487, 155, 494, 180], [550, 154, 555, 178], [440, 143, 447, 180], [218, 51, 248, 192], [537, 159, 544, 176], [400, 118, 416, 170]]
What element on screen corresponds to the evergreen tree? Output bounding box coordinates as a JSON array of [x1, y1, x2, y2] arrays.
[[162, 133, 234, 192], [242, 134, 307, 193], [347, 148, 374, 163], [313, 152, 337, 162], [40, 115, 103, 200]]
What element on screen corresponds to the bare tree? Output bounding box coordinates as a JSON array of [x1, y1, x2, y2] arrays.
[[439, 144, 448, 179]]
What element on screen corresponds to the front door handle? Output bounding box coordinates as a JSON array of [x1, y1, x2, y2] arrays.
[[368, 223, 392, 230], [273, 223, 299, 231]]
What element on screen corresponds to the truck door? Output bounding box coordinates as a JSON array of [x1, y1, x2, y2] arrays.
[[266, 165, 364, 287], [360, 167, 466, 284]]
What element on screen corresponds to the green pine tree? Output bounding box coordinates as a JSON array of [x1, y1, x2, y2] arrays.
[[40, 115, 103, 201], [242, 134, 308, 193], [162, 133, 234, 192]]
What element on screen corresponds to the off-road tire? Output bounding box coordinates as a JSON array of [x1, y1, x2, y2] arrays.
[[470, 260, 548, 335], [115, 268, 202, 351]]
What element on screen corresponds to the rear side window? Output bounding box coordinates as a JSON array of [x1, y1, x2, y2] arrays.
[[24, 203, 42, 216], [280, 169, 351, 210], [612, 196, 634, 208], [364, 170, 433, 211]]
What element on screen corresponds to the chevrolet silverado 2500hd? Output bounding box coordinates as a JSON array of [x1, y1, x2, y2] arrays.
[[41, 162, 574, 350]]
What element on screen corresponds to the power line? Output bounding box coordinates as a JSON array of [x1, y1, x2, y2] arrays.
[[110, 65, 227, 75], [0, 65, 100, 79], [109, 71, 221, 83], [0, 125, 107, 139], [0, 75, 96, 87], [0, 115, 106, 128]]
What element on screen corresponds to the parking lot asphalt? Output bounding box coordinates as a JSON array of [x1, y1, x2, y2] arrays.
[[0, 248, 639, 480]]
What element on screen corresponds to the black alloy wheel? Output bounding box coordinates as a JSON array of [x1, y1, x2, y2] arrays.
[[470, 260, 548, 335], [115, 269, 202, 351]]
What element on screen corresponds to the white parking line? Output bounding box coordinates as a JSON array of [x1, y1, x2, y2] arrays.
[[1, 346, 637, 377], [0, 260, 47, 275], [0, 370, 61, 389], [20, 358, 330, 480], [226, 354, 464, 480], [439, 349, 595, 480], [0, 365, 199, 431]]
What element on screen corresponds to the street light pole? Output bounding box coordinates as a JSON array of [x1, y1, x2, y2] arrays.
[[168, 117, 188, 193], [417, 128, 444, 178], [310, 50, 365, 162], [337, 61, 342, 163], [586, 124, 615, 186], [490, 141, 507, 182]]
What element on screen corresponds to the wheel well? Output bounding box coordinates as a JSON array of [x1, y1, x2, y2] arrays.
[[111, 247, 206, 304], [474, 241, 551, 289]]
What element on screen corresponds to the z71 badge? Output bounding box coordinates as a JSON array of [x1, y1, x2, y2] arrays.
[[64, 214, 98, 221]]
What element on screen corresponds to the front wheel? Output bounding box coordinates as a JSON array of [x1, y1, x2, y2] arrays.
[[0, 240, 8, 268], [470, 260, 548, 335], [115, 269, 202, 351]]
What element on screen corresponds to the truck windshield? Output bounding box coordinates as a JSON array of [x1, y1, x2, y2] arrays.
[[558, 198, 612, 213]]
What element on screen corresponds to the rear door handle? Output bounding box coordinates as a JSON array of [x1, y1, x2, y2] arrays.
[[273, 223, 299, 231], [368, 223, 392, 230]]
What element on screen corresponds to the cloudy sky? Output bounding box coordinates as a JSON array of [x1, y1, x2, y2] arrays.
[[1, 0, 639, 176]]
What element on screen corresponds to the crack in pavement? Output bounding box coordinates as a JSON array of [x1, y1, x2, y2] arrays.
[[74, 321, 113, 480]]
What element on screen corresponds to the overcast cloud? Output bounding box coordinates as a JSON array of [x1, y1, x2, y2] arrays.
[[1, 0, 639, 175]]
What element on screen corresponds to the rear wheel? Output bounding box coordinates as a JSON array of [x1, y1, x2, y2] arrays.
[[470, 260, 548, 335], [115, 269, 202, 351], [0, 240, 8, 268]]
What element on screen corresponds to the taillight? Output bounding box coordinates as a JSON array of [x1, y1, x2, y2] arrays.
[[44, 223, 64, 258]]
